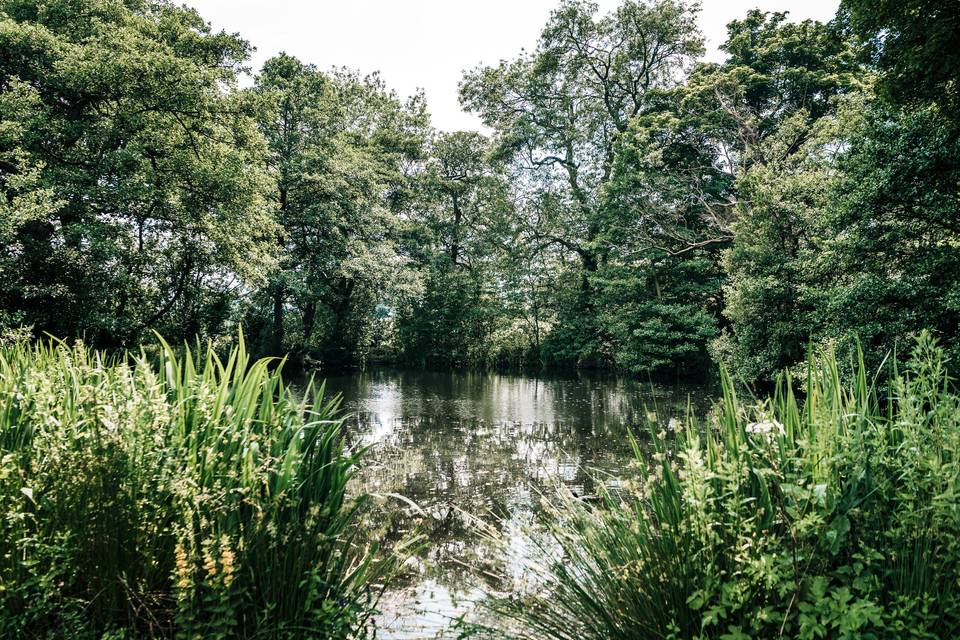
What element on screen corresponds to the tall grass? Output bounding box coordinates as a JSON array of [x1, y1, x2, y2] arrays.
[[467, 332, 960, 639], [0, 334, 412, 638]]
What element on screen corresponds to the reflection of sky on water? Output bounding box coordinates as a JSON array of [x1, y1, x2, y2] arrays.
[[317, 369, 713, 639]]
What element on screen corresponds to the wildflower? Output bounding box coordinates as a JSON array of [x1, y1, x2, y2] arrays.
[[220, 535, 235, 587], [745, 420, 784, 438], [174, 543, 192, 591], [203, 541, 218, 578]]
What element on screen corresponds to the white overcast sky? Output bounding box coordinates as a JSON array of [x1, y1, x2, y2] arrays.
[[185, 0, 840, 132]]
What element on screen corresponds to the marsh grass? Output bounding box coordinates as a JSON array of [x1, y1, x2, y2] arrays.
[[464, 332, 960, 639], [0, 334, 414, 638]]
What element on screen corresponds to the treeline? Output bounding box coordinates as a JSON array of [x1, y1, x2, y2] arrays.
[[1, 0, 958, 380]]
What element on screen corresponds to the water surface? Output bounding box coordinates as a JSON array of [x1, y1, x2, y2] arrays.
[[320, 368, 713, 639]]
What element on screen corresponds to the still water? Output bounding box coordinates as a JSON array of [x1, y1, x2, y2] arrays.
[[321, 368, 713, 639]]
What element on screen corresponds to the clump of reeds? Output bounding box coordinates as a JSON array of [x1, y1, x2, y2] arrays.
[[466, 332, 960, 639], [0, 335, 413, 638]]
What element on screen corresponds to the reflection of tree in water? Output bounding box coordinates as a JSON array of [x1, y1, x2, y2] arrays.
[[326, 369, 714, 636]]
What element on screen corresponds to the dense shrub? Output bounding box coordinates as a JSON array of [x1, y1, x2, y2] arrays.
[[470, 333, 960, 639], [0, 336, 409, 638]]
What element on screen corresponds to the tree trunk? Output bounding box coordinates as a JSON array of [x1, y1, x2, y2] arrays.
[[451, 192, 462, 265], [270, 283, 285, 356], [301, 299, 317, 351]]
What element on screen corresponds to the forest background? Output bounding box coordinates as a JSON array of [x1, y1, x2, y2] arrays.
[[2, 0, 957, 382]]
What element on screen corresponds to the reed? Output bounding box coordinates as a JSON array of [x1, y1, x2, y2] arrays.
[[467, 332, 960, 639], [0, 334, 412, 638]]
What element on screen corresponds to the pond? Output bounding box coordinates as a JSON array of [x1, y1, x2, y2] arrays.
[[320, 368, 715, 639]]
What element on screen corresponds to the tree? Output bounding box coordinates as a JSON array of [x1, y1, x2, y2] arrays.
[[596, 90, 732, 375], [813, 101, 960, 370], [395, 131, 525, 368], [718, 111, 840, 380], [701, 11, 862, 379], [0, 80, 61, 332], [0, 0, 276, 345], [460, 0, 703, 368], [418, 132, 502, 268], [251, 54, 427, 365]]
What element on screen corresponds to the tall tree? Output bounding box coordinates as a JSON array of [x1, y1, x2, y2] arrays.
[[395, 131, 521, 368], [811, 100, 960, 371], [252, 54, 427, 364], [597, 93, 731, 374], [0, 0, 276, 345], [818, 0, 960, 368], [700, 11, 862, 379], [460, 0, 703, 367], [0, 80, 60, 332]]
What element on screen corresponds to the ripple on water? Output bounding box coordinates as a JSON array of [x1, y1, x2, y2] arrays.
[[308, 368, 714, 637]]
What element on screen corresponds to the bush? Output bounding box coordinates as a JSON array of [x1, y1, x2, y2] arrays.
[[468, 332, 960, 639], [0, 336, 411, 638]]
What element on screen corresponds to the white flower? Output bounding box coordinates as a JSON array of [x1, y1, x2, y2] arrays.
[[745, 420, 785, 437]]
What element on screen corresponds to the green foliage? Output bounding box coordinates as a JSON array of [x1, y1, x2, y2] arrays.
[[461, 0, 707, 374], [3, 0, 959, 385], [0, 335, 412, 638], [392, 131, 533, 369], [468, 333, 960, 639], [843, 0, 960, 113], [706, 13, 864, 380], [2, 0, 960, 635], [540, 274, 605, 369], [813, 102, 960, 373], [248, 53, 428, 366], [0, 0, 276, 346], [396, 262, 489, 368], [718, 114, 829, 380], [691, 10, 861, 145], [598, 256, 721, 375], [597, 86, 732, 376]]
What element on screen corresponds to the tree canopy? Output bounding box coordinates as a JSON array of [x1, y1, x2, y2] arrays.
[[1, 0, 957, 382], [0, 0, 275, 345]]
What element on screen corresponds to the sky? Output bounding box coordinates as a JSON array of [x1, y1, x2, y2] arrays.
[[185, 0, 841, 132]]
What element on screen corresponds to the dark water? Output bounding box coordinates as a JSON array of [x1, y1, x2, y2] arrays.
[[319, 368, 714, 639]]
